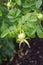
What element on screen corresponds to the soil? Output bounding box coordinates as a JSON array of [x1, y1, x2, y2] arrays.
[[1, 38, 43, 65]]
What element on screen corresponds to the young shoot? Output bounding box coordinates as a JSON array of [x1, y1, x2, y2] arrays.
[[37, 13, 43, 20], [17, 32, 30, 48], [7, 0, 11, 9]]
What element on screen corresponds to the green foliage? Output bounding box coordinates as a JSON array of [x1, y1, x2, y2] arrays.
[[0, 0, 43, 63]]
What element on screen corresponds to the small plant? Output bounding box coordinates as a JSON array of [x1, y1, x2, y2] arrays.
[[17, 32, 30, 48], [0, 0, 43, 63]]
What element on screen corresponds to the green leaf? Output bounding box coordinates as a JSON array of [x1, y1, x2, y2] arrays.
[[1, 29, 9, 38], [23, 1, 35, 8], [8, 26, 16, 38], [36, 0, 42, 8], [0, 10, 2, 16], [1, 21, 7, 32], [37, 26, 43, 38], [15, 0, 21, 5]]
